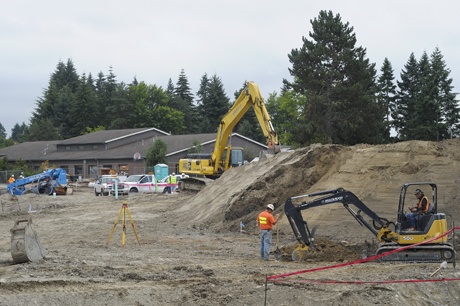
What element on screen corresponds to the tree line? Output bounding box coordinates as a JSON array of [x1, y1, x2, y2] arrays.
[[1, 10, 458, 150]]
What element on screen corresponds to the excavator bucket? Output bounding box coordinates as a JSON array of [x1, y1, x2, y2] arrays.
[[10, 217, 46, 264]]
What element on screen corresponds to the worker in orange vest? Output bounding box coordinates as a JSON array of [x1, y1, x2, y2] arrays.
[[257, 204, 280, 261], [7, 175, 15, 184]]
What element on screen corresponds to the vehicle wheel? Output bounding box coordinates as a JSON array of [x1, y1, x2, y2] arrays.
[[442, 249, 454, 260], [95, 190, 99, 196], [130, 188, 138, 193]]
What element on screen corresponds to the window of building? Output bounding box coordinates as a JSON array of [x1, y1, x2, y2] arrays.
[[92, 145, 98, 149], [74, 165, 83, 176], [89, 166, 99, 178], [65, 146, 71, 151]]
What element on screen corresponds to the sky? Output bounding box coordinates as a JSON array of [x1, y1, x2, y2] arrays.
[[1, 1, 459, 137]]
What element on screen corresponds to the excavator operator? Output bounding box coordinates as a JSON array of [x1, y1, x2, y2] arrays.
[[406, 189, 430, 231]]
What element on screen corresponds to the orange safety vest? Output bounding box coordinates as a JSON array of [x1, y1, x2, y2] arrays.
[[257, 211, 275, 230], [8, 177, 15, 184], [417, 196, 430, 213]]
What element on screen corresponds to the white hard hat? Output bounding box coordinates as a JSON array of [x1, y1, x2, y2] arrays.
[[11, 175, 14, 177], [172, 172, 175, 175], [267, 204, 275, 211]]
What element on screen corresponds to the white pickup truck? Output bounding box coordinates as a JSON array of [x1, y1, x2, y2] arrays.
[[94, 177, 126, 196], [122, 174, 170, 194]]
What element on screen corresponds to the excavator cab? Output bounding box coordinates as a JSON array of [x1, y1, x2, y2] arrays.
[[396, 182, 437, 232]]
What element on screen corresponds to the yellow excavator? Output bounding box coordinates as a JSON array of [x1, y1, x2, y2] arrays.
[[284, 183, 455, 262], [178, 81, 280, 191]]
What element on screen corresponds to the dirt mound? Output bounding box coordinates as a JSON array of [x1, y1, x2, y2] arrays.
[[178, 144, 347, 231], [182, 139, 460, 243]]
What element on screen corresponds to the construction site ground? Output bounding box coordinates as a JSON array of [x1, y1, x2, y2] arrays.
[[2, 139, 460, 305]]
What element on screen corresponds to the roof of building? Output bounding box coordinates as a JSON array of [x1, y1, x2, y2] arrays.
[[57, 127, 170, 145], [0, 128, 266, 161], [0, 140, 61, 161]]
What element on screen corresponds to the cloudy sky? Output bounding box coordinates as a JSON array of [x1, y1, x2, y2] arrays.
[[1, 1, 458, 137]]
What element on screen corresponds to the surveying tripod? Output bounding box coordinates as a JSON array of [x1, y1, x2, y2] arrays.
[[106, 200, 140, 247]]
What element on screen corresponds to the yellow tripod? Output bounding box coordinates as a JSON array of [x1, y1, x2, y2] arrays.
[[106, 200, 140, 247]]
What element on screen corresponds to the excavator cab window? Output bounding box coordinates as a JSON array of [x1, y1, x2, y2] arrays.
[[230, 148, 244, 168], [397, 183, 438, 232]]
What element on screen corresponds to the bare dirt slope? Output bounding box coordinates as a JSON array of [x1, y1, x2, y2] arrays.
[[182, 139, 460, 242], [1, 139, 460, 305]]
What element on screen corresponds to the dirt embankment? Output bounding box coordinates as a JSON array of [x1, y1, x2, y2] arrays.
[[183, 140, 460, 242]]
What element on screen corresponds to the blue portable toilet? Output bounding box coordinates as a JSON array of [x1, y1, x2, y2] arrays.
[[154, 164, 169, 181]]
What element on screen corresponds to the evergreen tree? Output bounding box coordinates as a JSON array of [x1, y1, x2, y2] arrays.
[[377, 58, 397, 142], [166, 78, 175, 101], [31, 59, 80, 140], [70, 73, 98, 135], [172, 69, 194, 113], [284, 10, 382, 145], [172, 69, 199, 133], [196, 73, 212, 132], [393, 50, 458, 141], [196, 74, 231, 133], [100, 67, 118, 128], [0, 122, 13, 149], [95, 71, 108, 127], [11, 123, 28, 142], [50, 59, 79, 92], [207, 75, 231, 128], [25, 118, 61, 141], [430, 48, 460, 138], [414, 51, 440, 141], [394, 53, 419, 140], [106, 82, 133, 129], [0, 122, 6, 138], [53, 85, 75, 139]]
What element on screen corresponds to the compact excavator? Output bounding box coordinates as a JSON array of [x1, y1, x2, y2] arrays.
[[284, 183, 455, 262], [178, 81, 280, 191]]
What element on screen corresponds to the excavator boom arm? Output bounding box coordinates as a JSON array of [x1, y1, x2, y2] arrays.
[[284, 188, 391, 246], [211, 82, 280, 172]]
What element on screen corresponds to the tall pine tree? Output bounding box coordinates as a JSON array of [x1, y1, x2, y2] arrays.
[[196, 74, 230, 133], [394, 53, 419, 140], [377, 58, 397, 142], [284, 10, 382, 145], [430, 48, 459, 138]]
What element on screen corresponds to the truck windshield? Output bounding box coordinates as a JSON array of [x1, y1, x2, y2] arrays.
[[124, 175, 142, 182]]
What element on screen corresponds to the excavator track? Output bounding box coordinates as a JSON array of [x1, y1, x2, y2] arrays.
[[376, 243, 455, 263], [178, 177, 214, 192]]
